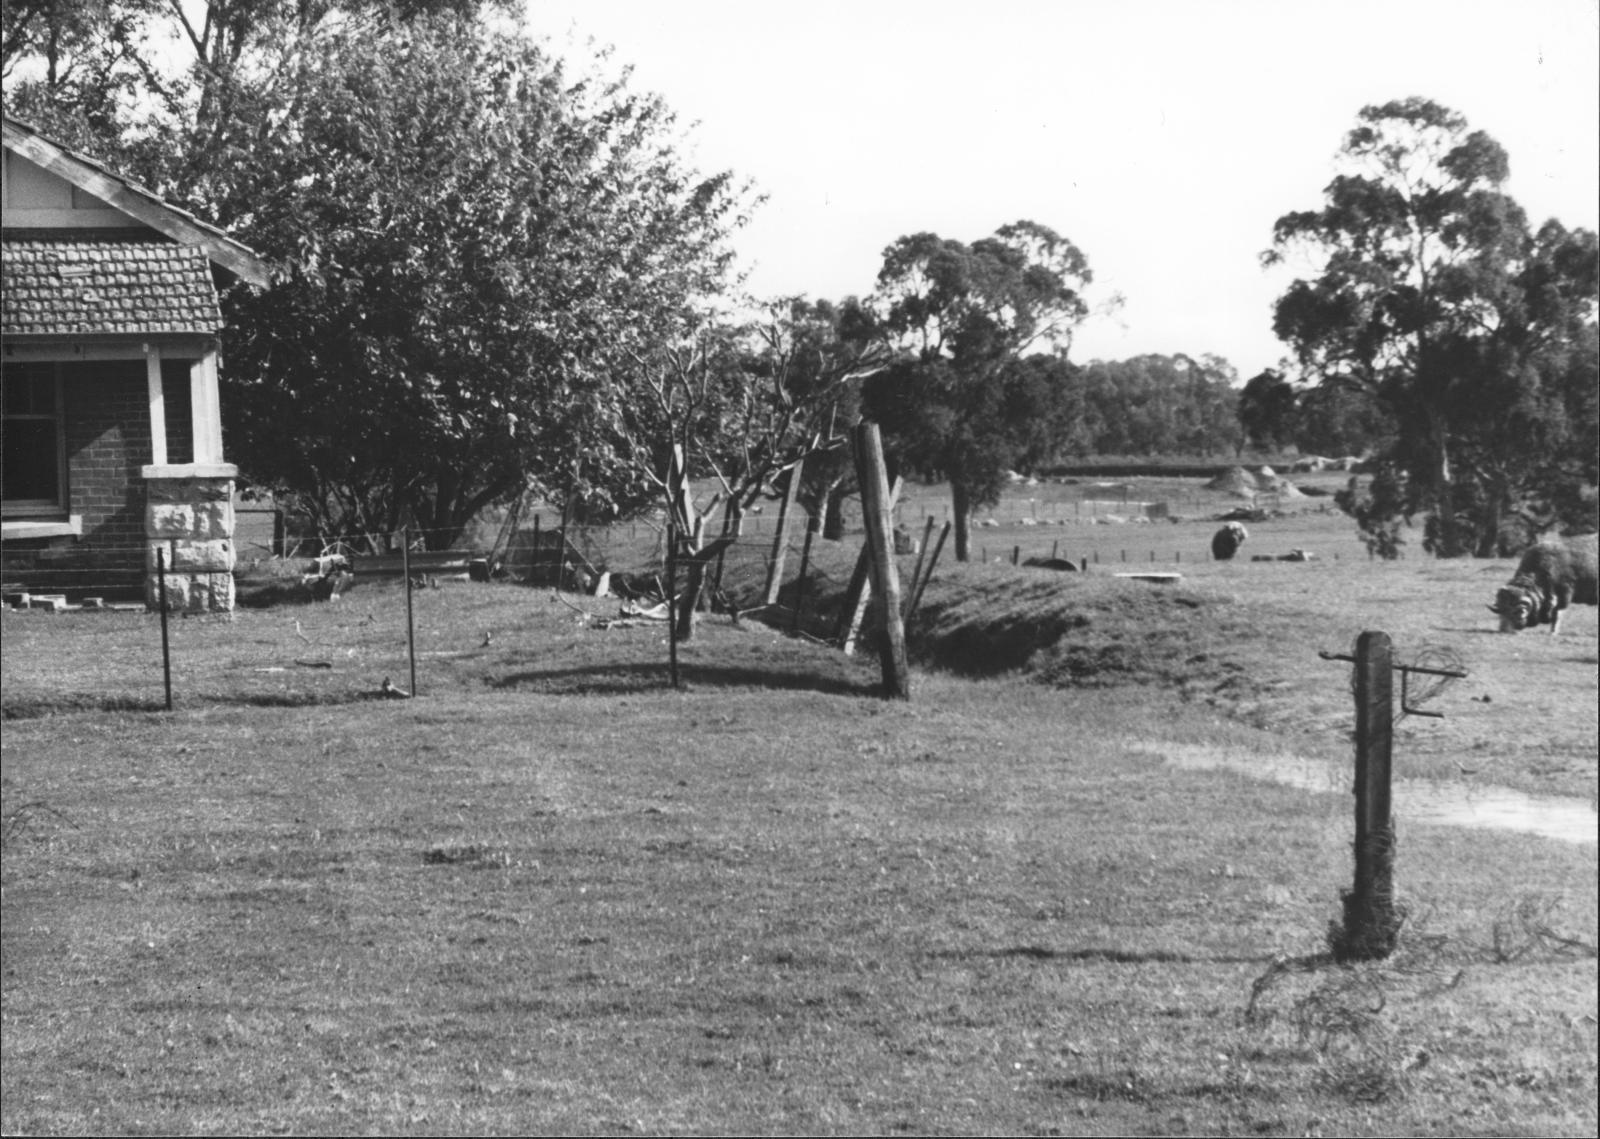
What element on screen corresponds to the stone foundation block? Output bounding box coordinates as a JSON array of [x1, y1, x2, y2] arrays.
[[197, 499, 235, 540], [148, 572, 191, 610], [148, 502, 197, 538], [207, 573, 235, 611], [172, 539, 235, 573]]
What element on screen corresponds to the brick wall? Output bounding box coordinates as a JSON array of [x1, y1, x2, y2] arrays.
[[2, 359, 151, 597]]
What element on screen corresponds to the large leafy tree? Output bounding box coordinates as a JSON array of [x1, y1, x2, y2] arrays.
[[1267, 97, 1598, 556], [864, 221, 1092, 560], [221, 17, 750, 547], [6, 5, 753, 548]]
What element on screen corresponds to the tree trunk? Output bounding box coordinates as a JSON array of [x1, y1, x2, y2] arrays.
[[1432, 419, 1463, 557], [822, 478, 847, 541], [675, 557, 705, 642], [951, 481, 973, 562], [1475, 474, 1508, 558]]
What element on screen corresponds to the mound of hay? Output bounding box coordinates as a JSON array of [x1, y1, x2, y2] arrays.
[[1255, 471, 1306, 499], [1206, 465, 1305, 500], [1206, 467, 1259, 498]]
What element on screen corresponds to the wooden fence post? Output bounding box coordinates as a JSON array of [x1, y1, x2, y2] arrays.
[[905, 520, 951, 624], [763, 456, 805, 606], [908, 515, 934, 611], [791, 516, 818, 634], [853, 422, 910, 698], [838, 475, 902, 654], [1340, 630, 1398, 960]]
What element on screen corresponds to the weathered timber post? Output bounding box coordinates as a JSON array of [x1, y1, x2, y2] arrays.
[[762, 456, 805, 606], [838, 475, 902, 654], [906, 516, 936, 611], [853, 421, 910, 699], [1341, 630, 1398, 960], [791, 516, 818, 634], [1011, 545, 1020, 566], [905, 520, 951, 624]]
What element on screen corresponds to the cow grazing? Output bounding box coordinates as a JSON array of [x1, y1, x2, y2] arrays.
[[1211, 521, 1248, 561], [1490, 532, 1599, 634]]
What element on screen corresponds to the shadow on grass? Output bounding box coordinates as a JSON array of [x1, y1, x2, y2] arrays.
[[3, 689, 388, 718], [492, 661, 877, 697], [924, 945, 1281, 966], [2, 694, 168, 719]]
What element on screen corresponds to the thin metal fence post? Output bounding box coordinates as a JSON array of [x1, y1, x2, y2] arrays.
[[402, 526, 417, 697], [157, 546, 173, 711], [666, 521, 680, 688]]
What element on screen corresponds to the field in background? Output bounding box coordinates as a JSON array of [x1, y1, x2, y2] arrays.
[[4, 479, 1596, 1134]]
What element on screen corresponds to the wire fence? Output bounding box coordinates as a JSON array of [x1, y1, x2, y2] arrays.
[[3, 488, 1352, 715]]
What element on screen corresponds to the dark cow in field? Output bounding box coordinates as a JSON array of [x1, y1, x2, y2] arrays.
[[1211, 521, 1248, 561], [1490, 532, 1599, 634]]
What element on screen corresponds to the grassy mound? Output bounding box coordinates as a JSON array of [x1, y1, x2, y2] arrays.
[[908, 563, 1261, 691]]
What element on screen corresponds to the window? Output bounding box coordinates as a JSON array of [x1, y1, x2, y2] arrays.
[[2, 362, 67, 516]]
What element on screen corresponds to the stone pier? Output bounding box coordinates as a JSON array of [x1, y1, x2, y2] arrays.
[[144, 466, 237, 612]]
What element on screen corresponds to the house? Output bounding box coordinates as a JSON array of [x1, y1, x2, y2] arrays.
[[2, 115, 269, 611]]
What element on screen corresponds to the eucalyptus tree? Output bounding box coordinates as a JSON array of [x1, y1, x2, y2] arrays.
[[1268, 97, 1597, 555], [864, 221, 1093, 560]]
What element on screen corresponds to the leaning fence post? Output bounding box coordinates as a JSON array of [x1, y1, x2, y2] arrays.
[[763, 456, 805, 606], [905, 520, 950, 624], [838, 476, 902, 654], [906, 516, 936, 612], [791, 516, 818, 634], [853, 421, 910, 699], [1342, 630, 1397, 960], [156, 546, 173, 711]]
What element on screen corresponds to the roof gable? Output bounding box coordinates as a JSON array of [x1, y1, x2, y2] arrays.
[[2, 116, 269, 288]]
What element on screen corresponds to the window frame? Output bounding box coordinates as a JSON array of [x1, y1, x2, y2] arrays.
[[2, 361, 70, 518]]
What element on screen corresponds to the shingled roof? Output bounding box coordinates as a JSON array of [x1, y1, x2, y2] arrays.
[[2, 115, 269, 288], [2, 235, 223, 337]]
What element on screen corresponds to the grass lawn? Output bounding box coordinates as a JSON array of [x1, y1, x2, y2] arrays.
[[3, 488, 1596, 1134]]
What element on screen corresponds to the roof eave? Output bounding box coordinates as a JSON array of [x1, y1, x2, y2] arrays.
[[2, 119, 271, 289]]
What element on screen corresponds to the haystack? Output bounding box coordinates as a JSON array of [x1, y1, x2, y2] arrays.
[[1205, 467, 1259, 498], [1206, 465, 1305, 500]]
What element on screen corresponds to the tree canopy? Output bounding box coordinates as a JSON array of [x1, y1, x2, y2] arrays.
[[5, 4, 755, 548], [1267, 97, 1598, 555], [864, 221, 1093, 560]]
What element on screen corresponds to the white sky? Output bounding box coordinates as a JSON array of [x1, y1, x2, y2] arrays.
[[523, 0, 1599, 380]]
